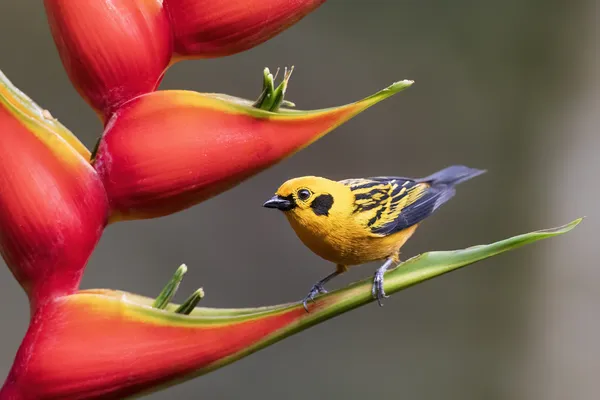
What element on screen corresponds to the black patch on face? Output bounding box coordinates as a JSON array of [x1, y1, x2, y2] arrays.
[[310, 194, 334, 216]]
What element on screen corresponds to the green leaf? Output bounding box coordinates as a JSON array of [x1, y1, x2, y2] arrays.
[[312, 218, 582, 315], [115, 218, 582, 319], [206, 219, 583, 361]]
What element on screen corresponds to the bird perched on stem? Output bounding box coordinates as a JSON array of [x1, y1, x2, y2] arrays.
[[263, 165, 485, 311]]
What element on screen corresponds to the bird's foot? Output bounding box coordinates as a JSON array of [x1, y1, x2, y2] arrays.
[[302, 283, 328, 312], [372, 268, 389, 307]]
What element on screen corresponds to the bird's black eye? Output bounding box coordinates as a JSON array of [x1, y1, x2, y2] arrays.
[[297, 189, 311, 201]]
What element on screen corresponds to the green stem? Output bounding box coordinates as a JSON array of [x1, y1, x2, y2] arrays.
[[140, 219, 582, 398]]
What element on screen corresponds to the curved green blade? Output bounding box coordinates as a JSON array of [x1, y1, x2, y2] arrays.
[[84, 218, 582, 319], [67, 219, 580, 399]]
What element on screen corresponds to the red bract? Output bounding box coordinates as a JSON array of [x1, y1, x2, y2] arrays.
[[44, 0, 172, 120], [44, 0, 326, 120], [0, 72, 109, 310], [166, 0, 326, 58], [1, 290, 307, 399], [93, 82, 412, 222]]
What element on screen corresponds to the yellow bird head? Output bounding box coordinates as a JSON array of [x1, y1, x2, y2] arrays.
[[263, 176, 350, 218]]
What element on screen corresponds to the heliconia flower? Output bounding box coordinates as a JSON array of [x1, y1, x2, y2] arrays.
[[165, 0, 326, 58], [93, 79, 414, 222], [0, 70, 109, 310], [0, 220, 579, 399], [43, 0, 173, 119]]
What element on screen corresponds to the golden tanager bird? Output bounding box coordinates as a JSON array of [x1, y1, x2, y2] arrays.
[[263, 165, 485, 311]]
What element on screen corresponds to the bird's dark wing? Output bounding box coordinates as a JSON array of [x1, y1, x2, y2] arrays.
[[340, 176, 455, 236]]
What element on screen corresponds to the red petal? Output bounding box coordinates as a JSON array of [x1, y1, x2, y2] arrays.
[[93, 82, 412, 221], [166, 0, 326, 58], [1, 291, 305, 399], [44, 0, 173, 120], [0, 71, 109, 308]]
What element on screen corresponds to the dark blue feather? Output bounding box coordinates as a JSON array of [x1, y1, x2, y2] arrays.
[[368, 165, 485, 235]]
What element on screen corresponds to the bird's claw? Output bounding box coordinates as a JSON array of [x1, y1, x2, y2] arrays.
[[302, 283, 328, 312], [372, 269, 389, 307]]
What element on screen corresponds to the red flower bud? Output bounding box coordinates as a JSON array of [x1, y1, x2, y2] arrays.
[[0, 71, 109, 309], [165, 0, 326, 58], [93, 80, 413, 222], [44, 0, 172, 119]]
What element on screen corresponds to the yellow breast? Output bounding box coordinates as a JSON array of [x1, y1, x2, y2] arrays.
[[286, 212, 418, 266]]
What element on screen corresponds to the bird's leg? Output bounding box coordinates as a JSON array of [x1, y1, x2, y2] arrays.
[[372, 258, 395, 306], [302, 265, 346, 312]]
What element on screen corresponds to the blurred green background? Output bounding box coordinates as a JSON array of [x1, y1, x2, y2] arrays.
[[0, 1, 597, 399]]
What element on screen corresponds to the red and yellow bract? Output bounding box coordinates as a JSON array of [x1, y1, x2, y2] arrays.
[[94, 82, 413, 221], [44, 0, 326, 120], [1, 290, 308, 399], [0, 71, 108, 311]]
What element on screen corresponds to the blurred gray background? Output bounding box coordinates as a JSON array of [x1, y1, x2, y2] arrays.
[[0, 1, 598, 399]]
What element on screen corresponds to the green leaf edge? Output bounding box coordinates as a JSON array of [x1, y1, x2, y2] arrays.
[[123, 218, 581, 398], [81, 218, 582, 322], [194, 79, 414, 118]]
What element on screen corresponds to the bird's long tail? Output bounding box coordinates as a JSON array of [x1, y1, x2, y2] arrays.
[[418, 165, 486, 186]]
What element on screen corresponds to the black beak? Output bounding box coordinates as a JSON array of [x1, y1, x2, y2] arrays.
[[263, 195, 295, 211]]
